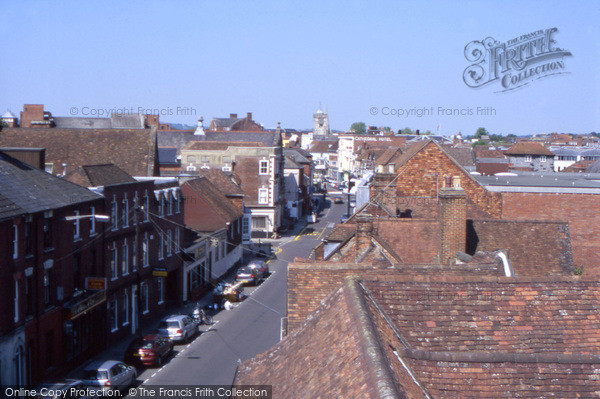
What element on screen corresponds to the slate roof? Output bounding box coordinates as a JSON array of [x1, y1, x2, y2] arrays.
[[283, 148, 311, 164], [182, 177, 243, 232], [183, 141, 264, 151], [244, 274, 600, 397], [82, 164, 136, 187], [204, 131, 280, 147], [157, 147, 179, 165], [0, 150, 101, 219], [505, 141, 555, 156], [53, 117, 112, 129], [0, 127, 158, 186], [283, 156, 302, 169], [210, 117, 243, 128], [110, 114, 145, 129], [157, 130, 195, 149], [587, 160, 600, 173]]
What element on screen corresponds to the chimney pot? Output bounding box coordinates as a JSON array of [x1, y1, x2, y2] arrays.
[[230, 113, 237, 119], [443, 175, 452, 188]]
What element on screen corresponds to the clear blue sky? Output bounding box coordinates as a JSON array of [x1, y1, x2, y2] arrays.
[[1, 1, 598, 135]]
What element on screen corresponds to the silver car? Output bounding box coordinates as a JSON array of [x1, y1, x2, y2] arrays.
[[82, 360, 136, 391], [158, 315, 198, 343], [247, 260, 269, 280]]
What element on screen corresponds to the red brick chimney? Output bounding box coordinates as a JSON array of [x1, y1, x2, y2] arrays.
[[355, 214, 374, 256], [439, 175, 467, 264], [247, 112, 252, 120], [230, 113, 238, 119], [20, 104, 46, 128]]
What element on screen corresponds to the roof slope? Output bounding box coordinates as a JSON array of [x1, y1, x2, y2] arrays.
[[235, 280, 423, 398], [505, 141, 555, 156], [468, 219, 574, 276], [182, 177, 242, 232], [0, 150, 101, 218], [83, 164, 136, 186], [275, 272, 600, 397], [0, 127, 158, 186], [191, 169, 243, 196]]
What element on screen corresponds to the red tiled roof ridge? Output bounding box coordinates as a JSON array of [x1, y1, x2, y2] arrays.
[[343, 278, 417, 398], [473, 218, 569, 225], [401, 349, 600, 364], [505, 141, 555, 156]]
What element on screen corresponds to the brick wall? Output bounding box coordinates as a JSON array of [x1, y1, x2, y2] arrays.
[[501, 192, 600, 273], [394, 142, 502, 218], [439, 188, 467, 263]]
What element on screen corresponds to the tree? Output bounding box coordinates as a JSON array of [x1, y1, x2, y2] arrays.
[[381, 126, 392, 133], [400, 127, 413, 135], [474, 127, 489, 138], [350, 122, 366, 134]]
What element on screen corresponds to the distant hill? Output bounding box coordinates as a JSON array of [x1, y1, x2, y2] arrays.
[[167, 123, 195, 130]]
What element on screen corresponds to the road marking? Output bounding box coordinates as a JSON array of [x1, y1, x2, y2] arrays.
[[294, 227, 307, 241], [327, 222, 335, 228], [144, 379, 149, 384], [151, 372, 157, 378], [317, 227, 327, 240]]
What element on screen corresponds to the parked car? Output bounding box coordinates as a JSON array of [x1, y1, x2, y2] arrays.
[[341, 214, 351, 223], [81, 360, 136, 391], [124, 334, 174, 367], [158, 315, 198, 343], [236, 266, 261, 286], [333, 197, 344, 204], [36, 380, 89, 399], [247, 260, 269, 279]]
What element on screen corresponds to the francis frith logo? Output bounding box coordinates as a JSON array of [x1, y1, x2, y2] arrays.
[[463, 28, 572, 93]]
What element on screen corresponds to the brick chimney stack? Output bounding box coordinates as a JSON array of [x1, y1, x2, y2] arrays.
[[439, 175, 467, 264], [355, 214, 374, 256], [247, 112, 252, 120], [230, 113, 238, 119], [370, 164, 397, 208]]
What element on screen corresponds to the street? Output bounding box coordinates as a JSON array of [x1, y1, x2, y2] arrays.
[[135, 196, 347, 386]]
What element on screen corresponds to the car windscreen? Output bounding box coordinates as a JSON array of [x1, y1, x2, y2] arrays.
[[159, 321, 180, 329], [83, 370, 109, 380]]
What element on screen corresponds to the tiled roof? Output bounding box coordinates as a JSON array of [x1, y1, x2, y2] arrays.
[[473, 149, 506, 159], [309, 139, 338, 153], [374, 146, 403, 166], [269, 274, 600, 397], [505, 141, 555, 156], [587, 160, 600, 173], [445, 146, 475, 167], [468, 219, 573, 276], [182, 177, 243, 232], [0, 127, 158, 186], [0, 150, 101, 218], [236, 282, 418, 398], [191, 169, 243, 196], [283, 156, 302, 169], [83, 164, 136, 186]]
